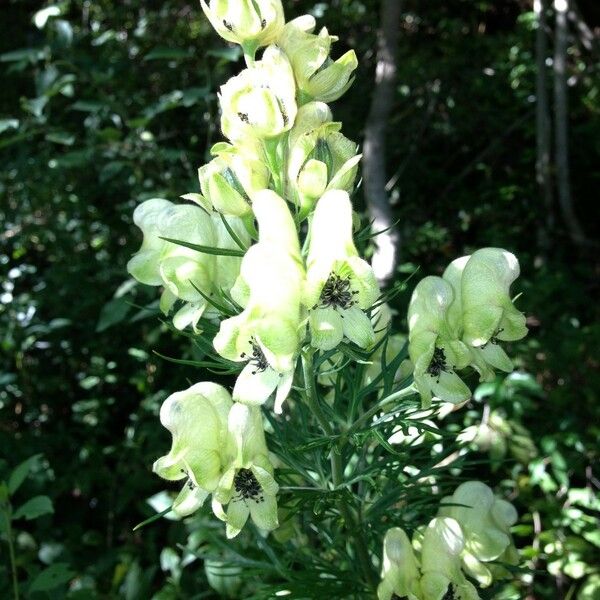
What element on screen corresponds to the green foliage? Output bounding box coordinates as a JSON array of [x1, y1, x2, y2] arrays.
[[1, 0, 598, 598]]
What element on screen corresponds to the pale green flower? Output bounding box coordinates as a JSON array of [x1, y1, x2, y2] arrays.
[[420, 517, 480, 600], [200, 0, 284, 50], [212, 403, 279, 538], [153, 382, 233, 517], [459, 411, 537, 468], [286, 102, 361, 217], [377, 527, 422, 600], [204, 560, 242, 599], [408, 276, 471, 407], [197, 142, 270, 217], [460, 248, 528, 347], [220, 45, 297, 142], [279, 15, 358, 103], [443, 255, 515, 381], [127, 198, 216, 329], [127, 198, 249, 330], [305, 190, 379, 351], [437, 481, 518, 588], [214, 191, 304, 412]]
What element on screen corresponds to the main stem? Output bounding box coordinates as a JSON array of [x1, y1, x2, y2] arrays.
[[301, 350, 377, 589], [2, 505, 19, 600]]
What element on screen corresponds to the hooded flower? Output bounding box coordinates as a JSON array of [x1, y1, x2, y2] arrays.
[[305, 190, 379, 351], [407, 276, 471, 407], [377, 527, 422, 600], [200, 0, 284, 50], [219, 45, 297, 142], [286, 102, 361, 218], [458, 410, 537, 469], [127, 198, 249, 330], [443, 255, 516, 380], [419, 517, 480, 600], [153, 382, 233, 517], [279, 15, 358, 103], [437, 481, 519, 587], [460, 248, 528, 347], [213, 191, 304, 412], [197, 142, 270, 218], [212, 403, 279, 538]]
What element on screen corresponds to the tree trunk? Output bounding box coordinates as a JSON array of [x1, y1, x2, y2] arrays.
[[535, 0, 554, 252], [363, 0, 402, 286], [553, 0, 587, 245]]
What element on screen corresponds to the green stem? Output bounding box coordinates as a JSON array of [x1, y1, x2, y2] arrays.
[[242, 42, 257, 68], [301, 350, 377, 589], [301, 349, 332, 436], [2, 505, 19, 600], [262, 137, 283, 196]]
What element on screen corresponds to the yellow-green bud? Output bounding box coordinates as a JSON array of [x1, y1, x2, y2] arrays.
[[200, 0, 284, 50], [279, 15, 358, 103], [287, 102, 361, 216], [198, 143, 270, 217]]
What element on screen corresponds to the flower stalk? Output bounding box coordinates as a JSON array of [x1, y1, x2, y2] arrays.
[[126, 1, 530, 595]]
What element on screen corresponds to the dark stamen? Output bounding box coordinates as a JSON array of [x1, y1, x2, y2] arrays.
[[426, 347, 447, 382], [316, 273, 357, 310], [242, 337, 269, 374], [234, 468, 264, 503], [490, 327, 504, 345], [442, 584, 456, 600]]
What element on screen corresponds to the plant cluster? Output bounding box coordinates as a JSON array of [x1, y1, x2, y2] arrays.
[[124, 1, 531, 597]]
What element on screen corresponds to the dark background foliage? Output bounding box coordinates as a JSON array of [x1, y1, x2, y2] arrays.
[[1, 0, 598, 598]]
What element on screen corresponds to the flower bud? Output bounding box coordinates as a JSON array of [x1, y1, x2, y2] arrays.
[[200, 0, 284, 50], [279, 15, 358, 103], [219, 45, 297, 142], [287, 102, 361, 216], [198, 143, 270, 217]]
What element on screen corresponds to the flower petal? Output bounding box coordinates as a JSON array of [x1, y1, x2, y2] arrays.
[[233, 362, 280, 406], [248, 493, 279, 532], [172, 484, 209, 517], [274, 369, 294, 414], [428, 370, 471, 405], [226, 500, 250, 539], [341, 305, 375, 349], [310, 306, 344, 351]]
